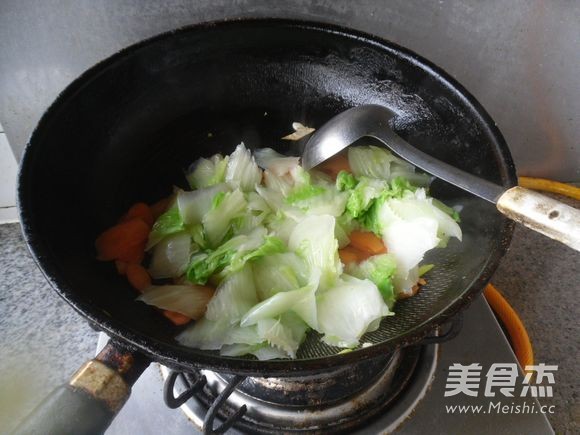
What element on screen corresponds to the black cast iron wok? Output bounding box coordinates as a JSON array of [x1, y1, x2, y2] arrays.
[[15, 19, 516, 434]]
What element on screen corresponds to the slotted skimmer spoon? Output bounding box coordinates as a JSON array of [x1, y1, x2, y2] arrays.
[[302, 105, 580, 252]]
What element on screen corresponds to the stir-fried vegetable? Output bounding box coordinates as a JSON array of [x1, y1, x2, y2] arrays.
[[205, 265, 258, 324], [288, 215, 342, 290], [95, 142, 462, 359], [146, 206, 184, 250], [347, 254, 397, 308], [138, 284, 215, 319], [187, 154, 229, 189], [225, 143, 262, 191], [148, 232, 194, 279], [317, 275, 390, 347]]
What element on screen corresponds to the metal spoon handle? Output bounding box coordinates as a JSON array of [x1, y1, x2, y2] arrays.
[[371, 128, 580, 252], [370, 127, 506, 204], [497, 187, 580, 251]]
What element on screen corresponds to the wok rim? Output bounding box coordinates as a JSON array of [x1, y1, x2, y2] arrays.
[[18, 17, 516, 376]]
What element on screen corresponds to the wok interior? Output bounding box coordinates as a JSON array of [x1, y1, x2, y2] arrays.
[[20, 21, 514, 371]]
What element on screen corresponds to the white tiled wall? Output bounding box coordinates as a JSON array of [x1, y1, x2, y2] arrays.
[[0, 124, 19, 223]]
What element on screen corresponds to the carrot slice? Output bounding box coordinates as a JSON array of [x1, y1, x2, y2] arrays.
[[126, 263, 152, 293], [119, 242, 146, 264], [120, 203, 154, 227], [317, 152, 351, 179], [163, 310, 192, 326], [150, 197, 172, 220], [95, 218, 150, 261], [115, 260, 128, 275], [348, 230, 387, 255], [339, 245, 371, 264], [338, 246, 360, 264]]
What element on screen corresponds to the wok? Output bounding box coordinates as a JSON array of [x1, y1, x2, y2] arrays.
[[15, 19, 515, 434]]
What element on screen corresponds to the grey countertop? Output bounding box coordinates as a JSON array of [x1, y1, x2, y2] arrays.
[[0, 219, 578, 434]]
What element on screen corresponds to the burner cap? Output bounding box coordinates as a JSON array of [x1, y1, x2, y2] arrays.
[[161, 345, 437, 433]]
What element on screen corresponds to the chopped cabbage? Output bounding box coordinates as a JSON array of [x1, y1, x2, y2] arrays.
[[264, 209, 306, 245], [263, 170, 294, 196], [256, 312, 309, 358], [177, 183, 230, 225], [336, 171, 357, 191], [342, 175, 389, 218], [202, 189, 247, 247], [146, 206, 184, 250], [361, 188, 462, 294], [290, 183, 348, 217], [285, 184, 326, 204], [388, 189, 462, 242], [394, 265, 420, 297], [225, 234, 286, 277], [205, 265, 258, 324], [334, 220, 350, 248], [187, 154, 229, 189], [288, 215, 342, 290], [255, 148, 300, 175], [176, 318, 261, 350], [418, 263, 434, 276], [148, 232, 194, 279], [347, 253, 397, 308], [316, 275, 391, 347], [432, 198, 461, 222], [255, 185, 285, 210], [247, 191, 271, 215], [383, 218, 439, 295], [241, 272, 319, 330], [138, 284, 214, 319], [348, 145, 421, 182], [348, 146, 399, 179], [220, 343, 289, 360], [128, 141, 462, 360], [187, 223, 206, 248], [225, 143, 262, 191], [186, 227, 284, 284], [231, 193, 271, 236], [252, 253, 309, 300]]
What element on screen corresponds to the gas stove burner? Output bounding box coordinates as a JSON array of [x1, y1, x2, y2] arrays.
[[161, 345, 438, 434]]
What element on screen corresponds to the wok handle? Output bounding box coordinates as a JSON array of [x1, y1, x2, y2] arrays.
[[12, 340, 150, 435], [497, 186, 580, 252]]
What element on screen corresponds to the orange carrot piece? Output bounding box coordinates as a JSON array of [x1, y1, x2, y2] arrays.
[[119, 242, 146, 264], [348, 230, 387, 255], [150, 197, 171, 220], [115, 260, 128, 275], [120, 203, 154, 227], [339, 245, 371, 264], [126, 263, 152, 293], [95, 218, 150, 261], [317, 152, 351, 179], [163, 310, 192, 326], [339, 247, 360, 264]]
